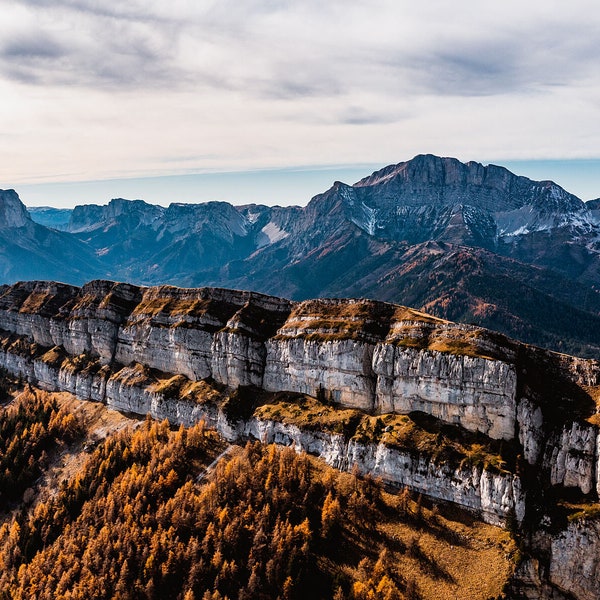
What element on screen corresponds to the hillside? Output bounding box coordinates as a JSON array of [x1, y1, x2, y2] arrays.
[[0, 385, 517, 600], [26, 206, 72, 230], [0, 280, 600, 597], [0, 190, 103, 285]]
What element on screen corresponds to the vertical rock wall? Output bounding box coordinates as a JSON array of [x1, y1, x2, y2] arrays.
[[373, 343, 517, 439], [0, 282, 528, 439]]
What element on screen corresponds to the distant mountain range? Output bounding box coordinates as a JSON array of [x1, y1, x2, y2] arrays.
[[6, 154, 600, 357]]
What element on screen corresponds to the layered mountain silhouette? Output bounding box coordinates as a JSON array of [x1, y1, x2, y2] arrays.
[[6, 154, 600, 356]]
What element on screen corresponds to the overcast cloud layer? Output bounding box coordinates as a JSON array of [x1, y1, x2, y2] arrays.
[[1, 0, 599, 196]]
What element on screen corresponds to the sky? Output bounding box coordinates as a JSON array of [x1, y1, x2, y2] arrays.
[[1, 0, 600, 207]]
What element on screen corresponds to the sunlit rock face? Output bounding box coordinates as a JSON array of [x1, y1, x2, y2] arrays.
[[1, 281, 600, 501], [0, 280, 597, 447], [373, 344, 517, 440], [263, 337, 377, 410], [0, 189, 31, 229], [547, 520, 600, 600]]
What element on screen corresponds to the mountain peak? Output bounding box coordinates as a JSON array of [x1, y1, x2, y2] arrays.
[[67, 198, 164, 233], [105, 198, 164, 223], [2, 157, 599, 358], [349, 154, 584, 214], [0, 189, 31, 228], [353, 154, 469, 187]]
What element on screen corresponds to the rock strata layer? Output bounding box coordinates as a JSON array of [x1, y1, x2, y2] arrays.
[[0, 281, 527, 438], [0, 280, 598, 451], [0, 330, 525, 527]]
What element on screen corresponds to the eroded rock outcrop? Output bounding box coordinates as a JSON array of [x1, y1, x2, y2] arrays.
[[0, 330, 527, 526], [0, 283, 532, 438], [548, 519, 600, 600], [0, 280, 598, 452], [374, 343, 516, 439]]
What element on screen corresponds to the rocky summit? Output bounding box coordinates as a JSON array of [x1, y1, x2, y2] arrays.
[[0, 279, 599, 598]]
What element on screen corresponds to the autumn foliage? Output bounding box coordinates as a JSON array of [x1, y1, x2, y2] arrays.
[[0, 390, 515, 600], [0, 388, 82, 508], [0, 397, 406, 600]]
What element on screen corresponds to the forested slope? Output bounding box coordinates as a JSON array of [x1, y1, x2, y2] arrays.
[[0, 387, 516, 600]]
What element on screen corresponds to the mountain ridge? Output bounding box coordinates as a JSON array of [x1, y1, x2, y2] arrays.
[[6, 154, 600, 357]]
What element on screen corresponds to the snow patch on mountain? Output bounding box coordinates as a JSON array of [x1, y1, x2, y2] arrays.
[[497, 205, 596, 238], [339, 185, 356, 207], [349, 202, 380, 236], [257, 222, 289, 248], [361, 203, 378, 236]]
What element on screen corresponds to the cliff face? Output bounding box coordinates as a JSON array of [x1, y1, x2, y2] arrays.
[[1, 280, 600, 598], [0, 329, 526, 528], [0, 282, 527, 439], [0, 280, 597, 447], [0, 189, 31, 229], [547, 520, 600, 600], [373, 342, 516, 440]]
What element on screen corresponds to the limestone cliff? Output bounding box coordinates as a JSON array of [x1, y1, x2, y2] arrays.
[[0, 279, 600, 598], [0, 282, 525, 437], [0, 332, 526, 528], [0, 279, 597, 457]]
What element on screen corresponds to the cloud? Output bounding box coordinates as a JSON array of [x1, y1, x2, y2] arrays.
[[338, 107, 400, 126], [0, 1, 184, 88], [3, 0, 599, 98], [2, 32, 64, 60], [15, 0, 166, 22], [401, 47, 524, 98], [0, 0, 599, 190]]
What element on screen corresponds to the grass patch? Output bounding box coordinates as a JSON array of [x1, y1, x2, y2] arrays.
[[39, 346, 67, 367], [307, 455, 518, 600], [255, 394, 363, 435], [18, 290, 71, 316], [391, 321, 518, 362], [131, 287, 242, 324], [584, 386, 600, 425], [147, 372, 225, 405], [560, 501, 600, 522], [254, 397, 513, 473], [352, 412, 511, 472], [279, 298, 400, 341]]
